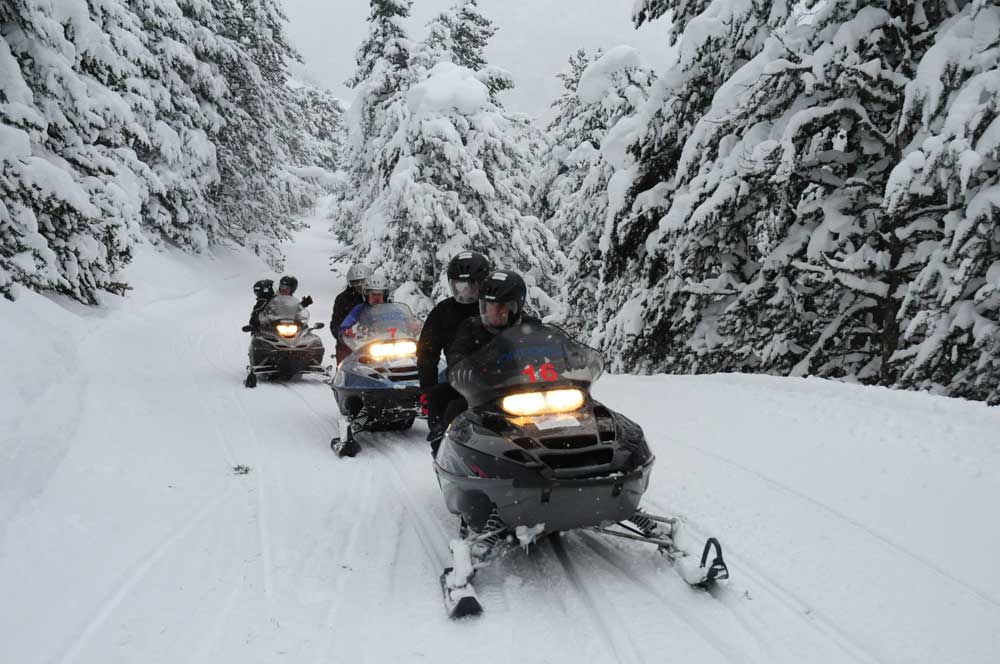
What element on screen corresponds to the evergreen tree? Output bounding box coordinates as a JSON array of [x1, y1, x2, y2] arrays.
[[538, 48, 654, 336], [211, 0, 303, 267], [595, 0, 802, 368], [356, 61, 561, 312], [332, 0, 413, 249], [0, 0, 141, 302], [895, 1, 1000, 403]]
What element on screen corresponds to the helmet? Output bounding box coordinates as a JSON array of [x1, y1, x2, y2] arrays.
[[479, 270, 527, 329], [253, 279, 274, 299], [446, 251, 491, 281], [447, 251, 491, 304], [346, 263, 372, 283], [363, 274, 392, 300], [278, 275, 298, 295]]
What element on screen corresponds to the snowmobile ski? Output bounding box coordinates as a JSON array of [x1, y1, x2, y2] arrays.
[[440, 567, 483, 619]]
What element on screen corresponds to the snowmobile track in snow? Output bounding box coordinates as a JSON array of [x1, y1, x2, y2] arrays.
[[54, 485, 239, 664], [643, 496, 884, 664], [672, 440, 999, 609], [548, 533, 652, 664]]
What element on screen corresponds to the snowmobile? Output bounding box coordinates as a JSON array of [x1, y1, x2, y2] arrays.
[[434, 322, 729, 618], [329, 303, 423, 457], [242, 295, 329, 387]]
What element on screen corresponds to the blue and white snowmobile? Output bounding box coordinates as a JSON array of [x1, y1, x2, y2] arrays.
[[242, 295, 329, 388], [329, 303, 423, 457], [434, 322, 729, 618]]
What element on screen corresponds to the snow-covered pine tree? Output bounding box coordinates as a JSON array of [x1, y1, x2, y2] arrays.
[[538, 48, 654, 337], [595, 0, 802, 370], [115, 0, 229, 251], [532, 49, 597, 233], [0, 0, 142, 302], [356, 60, 561, 314], [210, 0, 303, 267], [284, 83, 345, 175], [332, 0, 413, 250], [410, 0, 512, 107], [895, 1, 1000, 403], [652, 2, 985, 383]]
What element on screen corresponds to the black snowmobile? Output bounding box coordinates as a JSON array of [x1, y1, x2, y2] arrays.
[[329, 303, 423, 457], [242, 295, 329, 387], [434, 322, 729, 618]]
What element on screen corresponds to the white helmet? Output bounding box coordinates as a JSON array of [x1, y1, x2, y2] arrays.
[[346, 263, 372, 283], [363, 274, 392, 296]]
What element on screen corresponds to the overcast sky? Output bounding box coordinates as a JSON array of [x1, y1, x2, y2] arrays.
[[281, 0, 677, 121]]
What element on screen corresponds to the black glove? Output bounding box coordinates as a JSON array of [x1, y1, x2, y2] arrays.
[[300, 295, 313, 307]]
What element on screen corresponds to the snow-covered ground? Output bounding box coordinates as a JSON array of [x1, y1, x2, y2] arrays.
[[2, 205, 999, 663]]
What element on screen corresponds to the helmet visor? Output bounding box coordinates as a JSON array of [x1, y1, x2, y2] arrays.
[[450, 279, 480, 304], [479, 299, 519, 328]]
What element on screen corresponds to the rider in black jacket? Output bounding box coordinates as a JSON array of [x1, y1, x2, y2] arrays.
[[330, 264, 371, 363], [428, 269, 538, 456], [418, 252, 491, 437]]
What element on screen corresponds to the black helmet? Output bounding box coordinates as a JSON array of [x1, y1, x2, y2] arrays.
[[253, 279, 274, 299], [447, 251, 491, 281], [447, 251, 491, 304], [278, 275, 298, 295], [479, 270, 527, 329]]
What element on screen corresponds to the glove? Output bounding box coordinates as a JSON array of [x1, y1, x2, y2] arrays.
[[342, 326, 355, 338], [300, 295, 313, 307], [419, 392, 429, 416]]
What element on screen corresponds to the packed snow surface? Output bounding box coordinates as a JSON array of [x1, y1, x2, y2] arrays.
[[2, 209, 999, 663]]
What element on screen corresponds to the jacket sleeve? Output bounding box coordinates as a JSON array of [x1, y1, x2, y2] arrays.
[[339, 304, 363, 337], [416, 306, 442, 390]]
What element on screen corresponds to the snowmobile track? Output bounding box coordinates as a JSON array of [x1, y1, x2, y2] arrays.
[[643, 497, 884, 664], [548, 534, 649, 664], [573, 531, 748, 663], [672, 441, 999, 609], [54, 485, 239, 664]]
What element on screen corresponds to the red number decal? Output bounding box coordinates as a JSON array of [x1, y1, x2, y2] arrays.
[[387, 327, 397, 339], [522, 366, 537, 382], [540, 363, 559, 381]]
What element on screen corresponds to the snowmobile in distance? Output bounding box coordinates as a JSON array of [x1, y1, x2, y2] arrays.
[[434, 322, 729, 618], [329, 303, 423, 457], [242, 295, 329, 387]]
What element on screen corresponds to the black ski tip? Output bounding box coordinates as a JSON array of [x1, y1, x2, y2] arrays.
[[450, 595, 483, 619], [441, 568, 483, 619]]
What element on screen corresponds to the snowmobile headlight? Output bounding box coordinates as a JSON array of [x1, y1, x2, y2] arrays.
[[501, 389, 584, 416], [276, 323, 299, 338], [368, 340, 417, 359]]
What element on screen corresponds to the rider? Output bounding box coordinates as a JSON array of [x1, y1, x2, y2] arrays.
[[419, 251, 491, 440], [339, 274, 391, 340], [429, 270, 540, 456], [248, 279, 275, 332], [331, 263, 371, 362]]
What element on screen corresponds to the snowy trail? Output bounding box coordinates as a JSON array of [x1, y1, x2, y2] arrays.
[[2, 211, 998, 663]]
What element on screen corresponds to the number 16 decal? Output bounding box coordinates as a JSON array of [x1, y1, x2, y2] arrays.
[[521, 363, 559, 382]]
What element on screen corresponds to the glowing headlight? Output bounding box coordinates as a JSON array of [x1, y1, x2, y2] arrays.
[[368, 340, 418, 359], [501, 388, 585, 416], [276, 323, 299, 338]]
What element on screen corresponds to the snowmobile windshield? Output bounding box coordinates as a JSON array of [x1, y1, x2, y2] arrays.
[[261, 295, 308, 324], [448, 322, 605, 408], [345, 303, 423, 352]]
